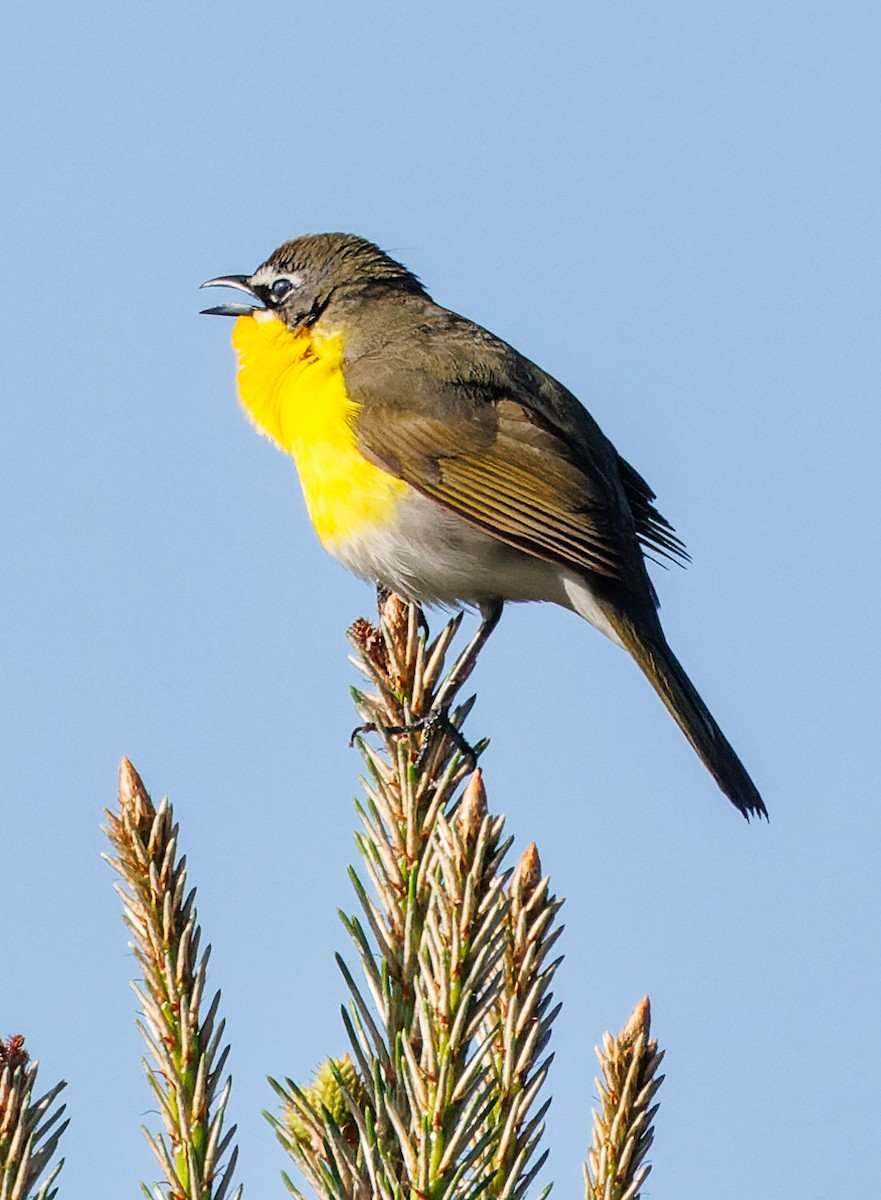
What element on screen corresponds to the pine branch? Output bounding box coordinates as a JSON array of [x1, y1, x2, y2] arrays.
[[583, 997, 664, 1200], [0, 1037, 67, 1200], [272, 595, 562, 1200], [103, 758, 242, 1200], [482, 843, 563, 1200]]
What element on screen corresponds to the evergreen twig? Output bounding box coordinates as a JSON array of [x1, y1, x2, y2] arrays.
[[103, 758, 242, 1200], [0, 1037, 67, 1200], [583, 997, 664, 1200], [90, 596, 665, 1200]]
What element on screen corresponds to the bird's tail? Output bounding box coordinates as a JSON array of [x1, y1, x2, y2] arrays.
[[611, 616, 767, 820]]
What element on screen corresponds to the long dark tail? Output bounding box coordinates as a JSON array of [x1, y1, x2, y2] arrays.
[[612, 616, 767, 820]]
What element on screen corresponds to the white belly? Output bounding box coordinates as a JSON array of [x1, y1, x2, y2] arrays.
[[327, 489, 624, 646]]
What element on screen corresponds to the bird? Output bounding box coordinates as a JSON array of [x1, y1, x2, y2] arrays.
[[201, 233, 766, 820]]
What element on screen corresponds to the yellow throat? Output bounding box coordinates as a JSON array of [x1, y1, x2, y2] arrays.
[[231, 313, 407, 548]]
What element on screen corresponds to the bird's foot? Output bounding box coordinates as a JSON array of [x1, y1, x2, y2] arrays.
[[351, 705, 478, 770], [391, 705, 479, 770]]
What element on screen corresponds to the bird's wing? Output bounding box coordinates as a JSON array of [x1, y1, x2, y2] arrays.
[[617, 456, 690, 567], [346, 345, 636, 579], [364, 401, 626, 576]]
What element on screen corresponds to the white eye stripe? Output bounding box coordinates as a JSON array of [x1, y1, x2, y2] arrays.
[[250, 266, 305, 300]]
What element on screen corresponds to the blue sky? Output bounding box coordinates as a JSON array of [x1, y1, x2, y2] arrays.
[[3, 2, 880, 1196]]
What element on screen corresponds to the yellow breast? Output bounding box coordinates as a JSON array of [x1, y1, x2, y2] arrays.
[[231, 313, 407, 547]]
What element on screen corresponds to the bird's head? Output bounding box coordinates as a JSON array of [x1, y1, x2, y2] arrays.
[[201, 233, 427, 328]]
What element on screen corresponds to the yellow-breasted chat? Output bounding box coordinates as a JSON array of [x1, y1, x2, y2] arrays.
[[202, 233, 766, 821]]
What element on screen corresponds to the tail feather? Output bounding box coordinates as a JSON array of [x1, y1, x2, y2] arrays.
[[613, 617, 767, 820]]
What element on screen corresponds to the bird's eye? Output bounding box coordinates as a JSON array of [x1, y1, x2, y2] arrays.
[[270, 278, 294, 302]]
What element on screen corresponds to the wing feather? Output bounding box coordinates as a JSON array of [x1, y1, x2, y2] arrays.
[[343, 307, 686, 586], [357, 407, 624, 578]]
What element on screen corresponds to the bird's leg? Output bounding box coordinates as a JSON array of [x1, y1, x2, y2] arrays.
[[351, 585, 431, 747], [375, 580, 429, 634], [434, 600, 503, 711], [405, 602, 503, 768], [351, 601, 502, 768], [375, 580, 391, 615]]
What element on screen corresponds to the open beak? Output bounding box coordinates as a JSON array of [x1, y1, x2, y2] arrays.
[[200, 275, 264, 317]]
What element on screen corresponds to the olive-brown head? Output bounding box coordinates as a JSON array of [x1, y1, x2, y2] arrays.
[[201, 233, 428, 328]]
